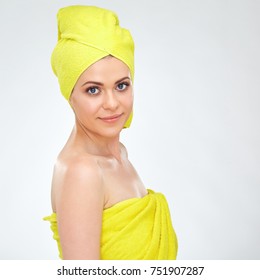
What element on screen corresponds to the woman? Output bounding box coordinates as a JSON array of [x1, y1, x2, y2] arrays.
[[44, 5, 178, 260]]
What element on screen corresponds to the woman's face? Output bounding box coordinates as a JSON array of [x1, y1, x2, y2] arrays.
[[69, 56, 133, 138]]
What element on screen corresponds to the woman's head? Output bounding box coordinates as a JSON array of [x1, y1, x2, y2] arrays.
[[51, 5, 134, 127], [69, 55, 133, 138]]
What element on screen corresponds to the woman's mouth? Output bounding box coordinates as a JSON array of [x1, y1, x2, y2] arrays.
[[99, 113, 123, 123]]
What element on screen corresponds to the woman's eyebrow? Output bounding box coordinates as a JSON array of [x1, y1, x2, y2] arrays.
[[115, 77, 131, 84], [81, 77, 130, 87], [81, 81, 103, 87]]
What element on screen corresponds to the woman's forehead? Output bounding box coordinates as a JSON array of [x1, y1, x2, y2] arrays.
[[77, 56, 131, 84]]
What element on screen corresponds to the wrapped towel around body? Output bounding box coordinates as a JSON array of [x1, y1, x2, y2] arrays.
[[43, 189, 178, 260]]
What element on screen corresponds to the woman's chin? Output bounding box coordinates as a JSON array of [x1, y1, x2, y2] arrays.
[[95, 124, 124, 139]]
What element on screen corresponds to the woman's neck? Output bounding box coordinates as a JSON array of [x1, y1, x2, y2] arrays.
[[68, 123, 122, 161]]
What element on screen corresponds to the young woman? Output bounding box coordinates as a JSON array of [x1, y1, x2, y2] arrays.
[[44, 5, 178, 260]]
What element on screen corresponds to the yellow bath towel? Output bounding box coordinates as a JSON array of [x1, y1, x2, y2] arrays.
[[43, 189, 178, 260]]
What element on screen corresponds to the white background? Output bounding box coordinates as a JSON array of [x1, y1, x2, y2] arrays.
[[0, 0, 259, 259]]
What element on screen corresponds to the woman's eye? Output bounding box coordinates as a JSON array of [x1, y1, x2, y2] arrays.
[[86, 87, 100, 95], [116, 82, 129, 91]]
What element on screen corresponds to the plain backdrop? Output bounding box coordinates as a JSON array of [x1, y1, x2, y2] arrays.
[[0, 0, 259, 260]]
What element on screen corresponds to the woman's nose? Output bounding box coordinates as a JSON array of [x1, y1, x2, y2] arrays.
[[102, 91, 119, 111]]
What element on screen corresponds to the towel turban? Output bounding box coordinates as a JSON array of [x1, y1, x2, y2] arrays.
[[51, 5, 135, 128]]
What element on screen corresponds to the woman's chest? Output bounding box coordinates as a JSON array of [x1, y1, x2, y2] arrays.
[[101, 159, 147, 208]]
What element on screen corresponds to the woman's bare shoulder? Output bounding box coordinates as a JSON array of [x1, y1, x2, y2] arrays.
[[51, 151, 104, 212], [55, 151, 102, 179], [51, 151, 104, 259]]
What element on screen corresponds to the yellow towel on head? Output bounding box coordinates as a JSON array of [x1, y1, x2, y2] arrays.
[[51, 5, 135, 128], [43, 189, 178, 260]]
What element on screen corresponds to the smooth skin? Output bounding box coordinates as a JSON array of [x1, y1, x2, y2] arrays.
[[51, 56, 147, 260]]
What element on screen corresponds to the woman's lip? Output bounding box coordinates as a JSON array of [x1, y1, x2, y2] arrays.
[[99, 113, 123, 122]]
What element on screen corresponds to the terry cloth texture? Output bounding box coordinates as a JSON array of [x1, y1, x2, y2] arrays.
[[43, 189, 178, 260]]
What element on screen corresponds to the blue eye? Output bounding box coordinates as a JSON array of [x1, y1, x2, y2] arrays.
[[87, 87, 100, 95], [117, 82, 129, 91]]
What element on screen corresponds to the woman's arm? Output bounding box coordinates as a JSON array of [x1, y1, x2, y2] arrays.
[[53, 158, 104, 260]]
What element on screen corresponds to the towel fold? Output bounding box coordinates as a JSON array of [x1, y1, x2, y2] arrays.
[[43, 189, 178, 260]]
